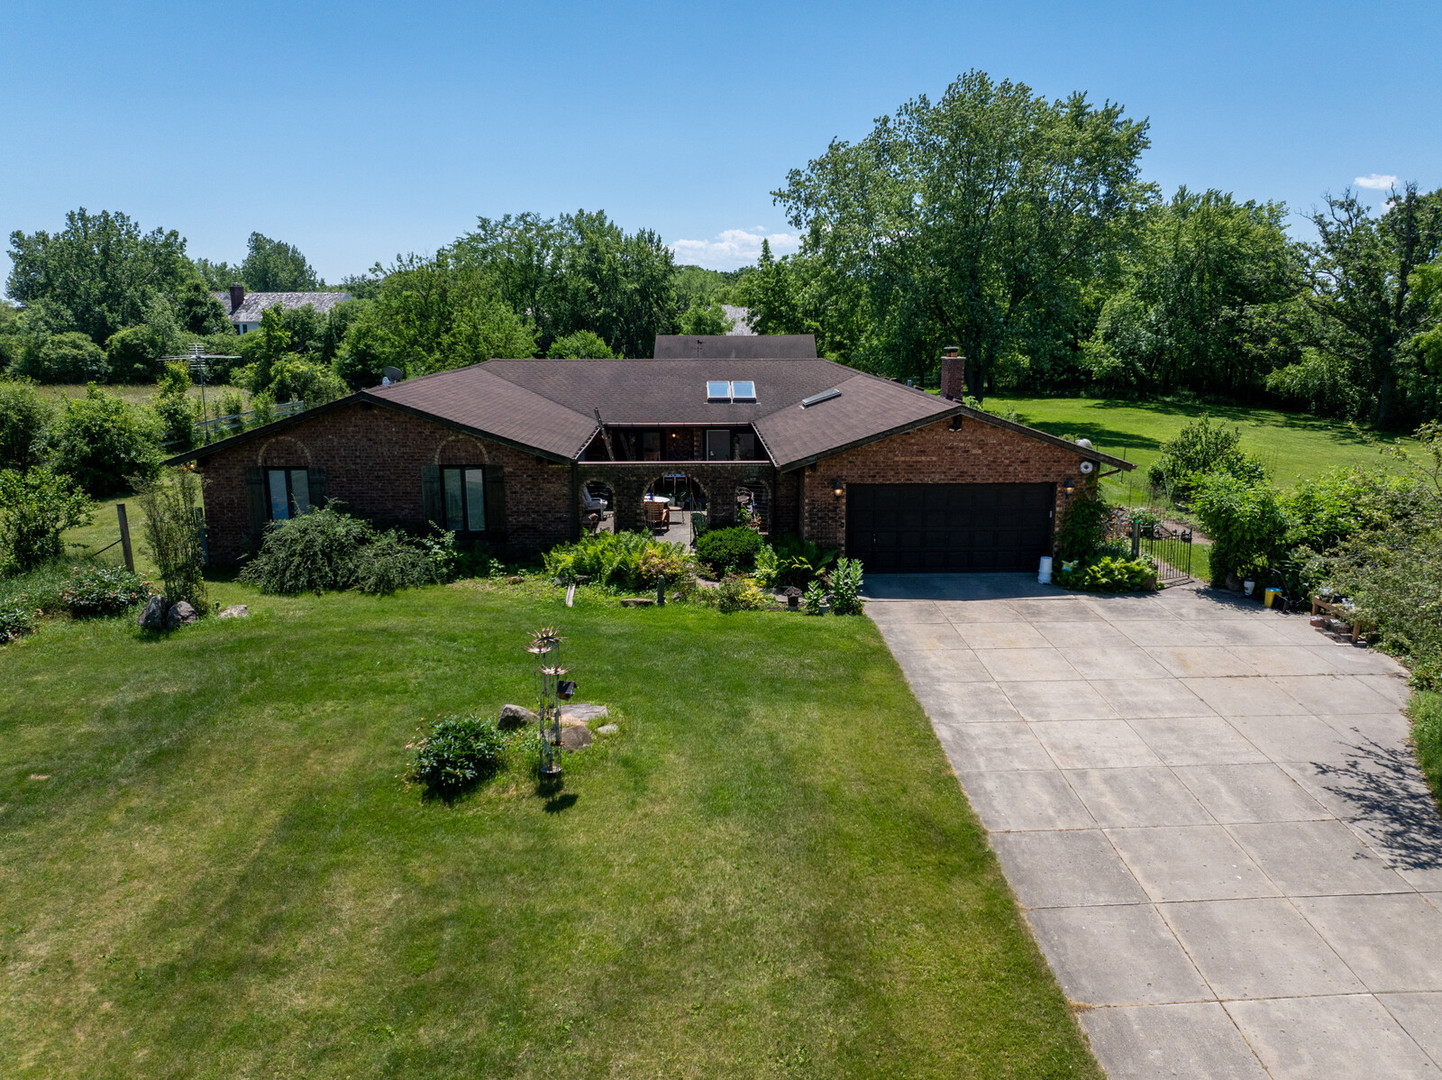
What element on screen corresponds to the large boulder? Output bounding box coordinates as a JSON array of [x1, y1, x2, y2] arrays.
[[165, 601, 200, 631], [499, 703, 539, 729], [217, 604, 250, 619], [560, 725, 593, 751], [138, 594, 169, 631]]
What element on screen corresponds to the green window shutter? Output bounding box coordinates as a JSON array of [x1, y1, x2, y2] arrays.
[[421, 465, 442, 526], [484, 464, 506, 538], [306, 466, 327, 507], [245, 467, 268, 540]]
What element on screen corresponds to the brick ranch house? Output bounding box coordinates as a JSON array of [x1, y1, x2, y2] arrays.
[[168, 335, 1132, 572]]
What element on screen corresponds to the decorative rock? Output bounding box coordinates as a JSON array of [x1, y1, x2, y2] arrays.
[[505, 575, 523, 585], [620, 597, 654, 607], [560, 703, 608, 726], [560, 725, 593, 751], [138, 594, 169, 631], [499, 703, 539, 729], [216, 604, 250, 619], [596, 723, 619, 736], [165, 601, 200, 631]]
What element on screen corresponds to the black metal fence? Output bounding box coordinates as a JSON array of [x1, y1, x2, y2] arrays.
[[1132, 520, 1193, 587]]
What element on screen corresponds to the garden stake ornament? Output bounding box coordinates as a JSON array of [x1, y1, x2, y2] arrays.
[[528, 627, 573, 777]]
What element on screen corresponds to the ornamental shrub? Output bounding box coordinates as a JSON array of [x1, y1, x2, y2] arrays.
[[1055, 555, 1159, 593], [827, 557, 865, 615], [695, 525, 764, 576], [352, 529, 443, 595], [543, 531, 695, 592], [709, 574, 771, 613], [769, 533, 837, 589], [407, 713, 508, 800], [0, 601, 34, 644], [60, 564, 150, 617], [240, 505, 371, 593], [1190, 471, 1289, 586]]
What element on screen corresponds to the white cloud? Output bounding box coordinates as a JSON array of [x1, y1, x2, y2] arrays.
[[1355, 173, 1398, 191], [670, 227, 801, 271]]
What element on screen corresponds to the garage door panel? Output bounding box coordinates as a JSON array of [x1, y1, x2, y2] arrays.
[[846, 483, 1053, 574]]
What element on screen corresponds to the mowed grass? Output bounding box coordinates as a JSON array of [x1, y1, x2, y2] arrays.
[[0, 581, 1101, 1079], [989, 396, 1416, 504]]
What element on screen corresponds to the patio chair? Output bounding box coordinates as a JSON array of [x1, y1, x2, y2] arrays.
[[581, 488, 608, 514], [643, 500, 670, 531]]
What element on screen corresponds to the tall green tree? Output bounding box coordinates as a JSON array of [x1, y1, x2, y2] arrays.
[[774, 70, 1152, 396], [240, 232, 320, 292], [334, 253, 535, 385], [6, 208, 191, 345], [1305, 182, 1442, 427], [1084, 188, 1302, 396], [451, 210, 676, 357]]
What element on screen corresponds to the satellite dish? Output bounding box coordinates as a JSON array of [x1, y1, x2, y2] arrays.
[[1079, 461, 1096, 474], [1076, 438, 1093, 449], [382, 366, 404, 383]]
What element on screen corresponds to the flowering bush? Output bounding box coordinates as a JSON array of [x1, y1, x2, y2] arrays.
[[60, 564, 151, 617], [0, 601, 34, 644]]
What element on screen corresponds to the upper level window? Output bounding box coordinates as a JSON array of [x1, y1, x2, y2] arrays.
[[706, 380, 730, 401], [267, 467, 311, 520], [442, 467, 486, 532], [731, 380, 756, 401]]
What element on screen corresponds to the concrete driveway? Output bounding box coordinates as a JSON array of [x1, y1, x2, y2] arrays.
[[867, 574, 1442, 1079]]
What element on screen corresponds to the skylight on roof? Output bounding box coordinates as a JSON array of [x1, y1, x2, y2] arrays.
[[706, 380, 731, 401], [800, 388, 842, 408], [731, 380, 756, 401]]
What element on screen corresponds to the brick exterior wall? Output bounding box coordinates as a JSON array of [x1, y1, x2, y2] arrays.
[[797, 417, 1090, 553], [197, 402, 1094, 566], [198, 402, 571, 564]]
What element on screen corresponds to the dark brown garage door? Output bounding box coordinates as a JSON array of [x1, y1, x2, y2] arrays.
[[845, 483, 1055, 572]]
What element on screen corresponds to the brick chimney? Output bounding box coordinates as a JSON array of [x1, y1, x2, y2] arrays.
[[227, 283, 244, 314], [940, 346, 966, 400]]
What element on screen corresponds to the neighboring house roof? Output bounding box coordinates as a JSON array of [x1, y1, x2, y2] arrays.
[[168, 350, 1135, 476], [213, 290, 352, 322], [653, 333, 815, 359], [722, 305, 756, 336]]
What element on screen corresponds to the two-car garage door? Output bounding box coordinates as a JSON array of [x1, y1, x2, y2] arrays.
[[845, 483, 1055, 573]]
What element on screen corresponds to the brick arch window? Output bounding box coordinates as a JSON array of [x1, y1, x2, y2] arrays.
[[245, 466, 327, 535], [421, 464, 505, 539]]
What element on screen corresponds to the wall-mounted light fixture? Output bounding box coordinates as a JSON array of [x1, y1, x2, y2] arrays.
[[1062, 478, 1077, 497], [832, 478, 844, 499]]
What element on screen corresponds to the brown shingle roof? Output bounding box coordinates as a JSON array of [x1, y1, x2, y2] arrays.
[[370, 366, 597, 460], [479, 357, 846, 424], [753, 373, 959, 468]]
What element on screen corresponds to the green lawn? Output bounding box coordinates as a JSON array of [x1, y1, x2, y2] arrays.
[[0, 581, 1101, 1079], [989, 396, 1416, 505]]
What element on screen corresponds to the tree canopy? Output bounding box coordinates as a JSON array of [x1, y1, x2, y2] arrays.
[[774, 70, 1152, 396], [6, 208, 192, 345], [240, 232, 320, 292]]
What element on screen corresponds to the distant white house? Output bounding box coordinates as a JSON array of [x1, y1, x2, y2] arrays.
[[213, 284, 352, 334], [722, 304, 756, 336]]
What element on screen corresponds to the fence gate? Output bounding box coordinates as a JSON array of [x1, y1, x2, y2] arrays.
[[1132, 520, 1193, 587]]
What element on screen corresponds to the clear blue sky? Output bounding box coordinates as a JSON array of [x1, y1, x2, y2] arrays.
[[4, 0, 1439, 289]]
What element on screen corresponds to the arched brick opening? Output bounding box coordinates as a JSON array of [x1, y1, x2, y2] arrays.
[[580, 480, 614, 534], [736, 479, 771, 535]]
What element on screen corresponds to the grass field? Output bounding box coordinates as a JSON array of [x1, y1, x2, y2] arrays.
[[0, 581, 1101, 1079], [989, 396, 1416, 505], [32, 383, 231, 407]]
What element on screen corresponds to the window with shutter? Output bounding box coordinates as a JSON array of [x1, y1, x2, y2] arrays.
[[265, 468, 313, 521], [435, 467, 489, 532]]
